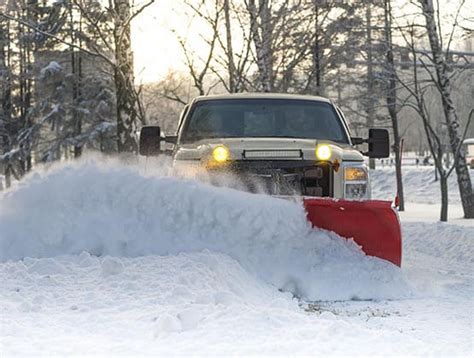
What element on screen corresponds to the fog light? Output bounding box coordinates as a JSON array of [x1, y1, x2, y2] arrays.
[[316, 144, 331, 161], [345, 183, 368, 199], [212, 145, 230, 163]]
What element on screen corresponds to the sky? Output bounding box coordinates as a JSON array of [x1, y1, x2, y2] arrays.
[[131, 0, 193, 84]]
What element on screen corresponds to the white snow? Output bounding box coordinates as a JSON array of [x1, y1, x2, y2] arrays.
[[370, 166, 474, 205], [371, 166, 474, 224], [39, 61, 62, 80], [0, 157, 472, 356], [0, 159, 410, 301]]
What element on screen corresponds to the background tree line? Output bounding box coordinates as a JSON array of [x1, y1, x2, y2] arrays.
[[0, 0, 473, 219], [0, 0, 154, 185]]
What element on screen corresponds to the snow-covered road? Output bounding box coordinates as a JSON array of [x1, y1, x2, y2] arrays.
[[0, 159, 472, 356]]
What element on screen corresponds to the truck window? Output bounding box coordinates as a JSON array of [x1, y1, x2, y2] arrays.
[[181, 99, 349, 143]]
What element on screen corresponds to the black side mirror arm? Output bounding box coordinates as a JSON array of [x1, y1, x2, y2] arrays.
[[351, 137, 365, 145], [164, 135, 178, 144], [351, 129, 390, 158]]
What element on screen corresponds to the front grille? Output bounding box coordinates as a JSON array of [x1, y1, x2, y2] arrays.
[[207, 160, 332, 197]]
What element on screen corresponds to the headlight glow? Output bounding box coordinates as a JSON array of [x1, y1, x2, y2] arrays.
[[212, 145, 230, 163], [345, 167, 368, 181], [315, 144, 332, 161]]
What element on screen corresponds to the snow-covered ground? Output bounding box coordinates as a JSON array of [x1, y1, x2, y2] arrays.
[[371, 167, 474, 225], [1, 158, 473, 356], [370, 166, 472, 205]]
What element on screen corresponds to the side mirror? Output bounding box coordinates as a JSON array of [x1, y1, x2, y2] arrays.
[[139, 126, 162, 156], [351, 128, 390, 158], [367, 128, 390, 158]]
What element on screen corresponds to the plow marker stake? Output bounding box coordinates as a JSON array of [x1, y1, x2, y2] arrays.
[[304, 199, 402, 266]]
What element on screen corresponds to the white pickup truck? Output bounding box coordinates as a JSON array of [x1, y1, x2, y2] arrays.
[[139, 93, 390, 200]]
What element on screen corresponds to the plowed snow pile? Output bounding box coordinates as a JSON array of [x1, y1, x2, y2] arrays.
[[1, 159, 473, 356], [0, 159, 410, 301]]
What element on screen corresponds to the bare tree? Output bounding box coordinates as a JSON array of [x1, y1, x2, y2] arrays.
[[418, 0, 473, 218], [223, 0, 238, 92], [383, 0, 405, 210], [246, 0, 274, 92], [220, 0, 253, 92], [365, 0, 376, 169], [170, 0, 255, 96], [140, 71, 194, 133], [397, 24, 472, 221], [306, 0, 353, 96], [176, 0, 223, 96]]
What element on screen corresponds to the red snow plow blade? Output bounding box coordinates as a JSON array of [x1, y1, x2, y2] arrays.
[[304, 199, 402, 266]]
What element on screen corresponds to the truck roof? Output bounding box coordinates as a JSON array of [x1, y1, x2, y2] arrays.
[[193, 93, 332, 103]]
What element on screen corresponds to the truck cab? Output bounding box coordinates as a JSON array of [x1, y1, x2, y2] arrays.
[[140, 93, 390, 200]]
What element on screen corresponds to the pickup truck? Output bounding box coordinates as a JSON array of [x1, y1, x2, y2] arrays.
[[139, 93, 390, 200], [139, 93, 402, 266]]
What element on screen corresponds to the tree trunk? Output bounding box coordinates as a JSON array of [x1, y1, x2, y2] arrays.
[[113, 0, 138, 153], [0, 15, 12, 188], [439, 173, 448, 222], [247, 0, 273, 92], [366, 0, 375, 169], [420, 0, 474, 218], [0, 19, 10, 188], [69, 2, 82, 158], [312, 4, 323, 96], [384, 0, 404, 210], [18, 8, 33, 174], [223, 0, 236, 93]]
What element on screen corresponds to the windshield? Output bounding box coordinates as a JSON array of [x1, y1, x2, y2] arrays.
[[181, 99, 349, 143]]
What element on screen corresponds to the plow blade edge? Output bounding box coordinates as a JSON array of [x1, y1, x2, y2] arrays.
[[303, 199, 402, 266]]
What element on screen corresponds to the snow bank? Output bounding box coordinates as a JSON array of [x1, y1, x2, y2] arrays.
[[403, 222, 474, 271], [0, 251, 298, 355], [0, 158, 411, 301], [370, 166, 474, 204], [2, 251, 438, 356]]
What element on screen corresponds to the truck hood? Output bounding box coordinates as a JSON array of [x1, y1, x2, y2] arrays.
[[174, 137, 364, 162]]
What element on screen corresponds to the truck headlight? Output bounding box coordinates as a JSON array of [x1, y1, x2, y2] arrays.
[[344, 167, 368, 200], [205, 145, 231, 169], [315, 144, 332, 161], [212, 145, 230, 163]]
